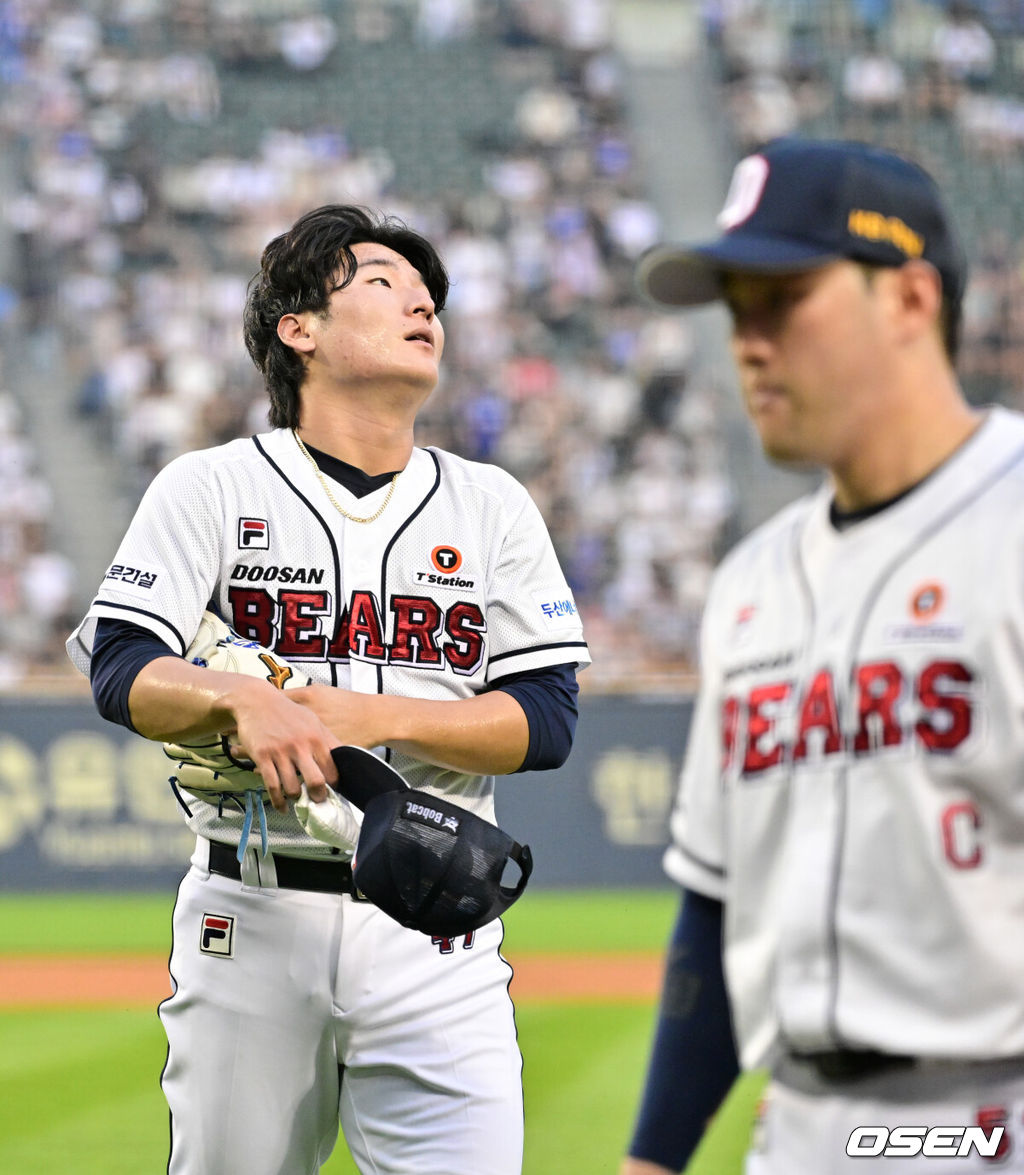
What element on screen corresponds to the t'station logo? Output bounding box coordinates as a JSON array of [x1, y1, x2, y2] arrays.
[[431, 546, 462, 574], [200, 912, 235, 958], [238, 518, 270, 549]]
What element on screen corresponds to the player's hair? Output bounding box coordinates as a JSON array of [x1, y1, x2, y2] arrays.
[[243, 204, 450, 429], [939, 295, 963, 363]]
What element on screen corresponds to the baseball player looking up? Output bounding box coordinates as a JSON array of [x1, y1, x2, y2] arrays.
[[620, 137, 1024, 1174], [66, 204, 590, 1175]]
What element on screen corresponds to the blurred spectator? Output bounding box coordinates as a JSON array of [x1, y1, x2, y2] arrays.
[[930, 1, 996, 89], [0, 389, 77, 681], [842, 29, 906, 120]]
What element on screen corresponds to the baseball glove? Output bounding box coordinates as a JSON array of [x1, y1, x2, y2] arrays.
[[163, 611, 312, 861]]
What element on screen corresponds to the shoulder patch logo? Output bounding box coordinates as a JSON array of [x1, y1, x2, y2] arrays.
[[532, 588, 579, 628], [239, 519, 269, 549], [200, 913, 235, 957]]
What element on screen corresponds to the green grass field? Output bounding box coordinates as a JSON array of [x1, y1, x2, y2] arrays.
[[0, 890, 764, 1174]]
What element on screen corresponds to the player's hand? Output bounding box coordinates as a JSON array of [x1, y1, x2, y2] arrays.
[[226, 679, 339, 812]]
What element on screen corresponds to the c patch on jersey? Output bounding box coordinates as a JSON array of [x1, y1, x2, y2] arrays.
[[200, 913, 235, 958], [238, 518, 269, 550]]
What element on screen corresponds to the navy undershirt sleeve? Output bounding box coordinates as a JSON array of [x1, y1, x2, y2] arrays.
[[90, 617, 179, 732], [93, 616, 580, 772], [627, 888, 739, 1171], [491, 662, 579, 773]]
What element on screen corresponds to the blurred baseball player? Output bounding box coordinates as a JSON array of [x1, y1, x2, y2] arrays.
[[66, 204, 590, 1174], [620, 137, 1024, 1174]]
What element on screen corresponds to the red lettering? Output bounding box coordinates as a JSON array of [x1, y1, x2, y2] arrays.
[[917, 661, 973, 751], [445, 602, 486, 674], [743, 682, 790, 774], [793, 669, 842, 761], [390, 596, 443, 666], [347, 591, 387, 661], [941, 801, 982, 869], [853, 661, 903, 753], [327, 599, 351, 662], [228, 587, 276, 645], [431, 931, 475, 954], [277, 591, 329, 658], [722, 696, 741, 771]]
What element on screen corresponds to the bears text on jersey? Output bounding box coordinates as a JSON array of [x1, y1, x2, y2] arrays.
[[229, 586, 486, 675], [723, 657, 975, 776]]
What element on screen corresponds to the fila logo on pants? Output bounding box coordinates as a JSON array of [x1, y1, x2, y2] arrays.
[[200, 913, 235, 958]]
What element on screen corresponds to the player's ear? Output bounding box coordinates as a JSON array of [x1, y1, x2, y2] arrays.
[[277, 313, 316, 356], [892, 260, 944, 345]]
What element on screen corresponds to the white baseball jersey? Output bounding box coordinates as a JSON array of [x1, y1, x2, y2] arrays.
[[67, 428, 589, 1174], [68, 427, 591, 850], [665, 406, 1024, 1071]]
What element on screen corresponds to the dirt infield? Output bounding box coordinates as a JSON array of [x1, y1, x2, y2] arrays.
[[0, 952, 664, 1008]]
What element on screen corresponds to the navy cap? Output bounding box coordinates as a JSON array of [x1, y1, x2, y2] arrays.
[[329, 745, 533, 936], [637, 137, 967, 308]]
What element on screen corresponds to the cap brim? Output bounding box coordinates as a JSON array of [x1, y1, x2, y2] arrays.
[[636, 236, 842, 307], [329, 744, 407, 810]]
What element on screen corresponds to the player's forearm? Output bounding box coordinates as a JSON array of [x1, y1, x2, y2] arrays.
[[387, 690, 531, 774], [294, 685, 531, 775], [127, 656, 280, 743]]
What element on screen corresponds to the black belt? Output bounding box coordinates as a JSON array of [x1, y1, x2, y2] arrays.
[[208, 839, 360, 896], [789, 1049, 917, 1082]]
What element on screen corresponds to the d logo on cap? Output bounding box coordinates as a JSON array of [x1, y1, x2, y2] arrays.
[[717, 154, 770, 231]]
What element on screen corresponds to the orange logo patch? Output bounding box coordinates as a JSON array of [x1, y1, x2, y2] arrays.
[[431, 546, 462, 574], [911, 582, 944, 621]]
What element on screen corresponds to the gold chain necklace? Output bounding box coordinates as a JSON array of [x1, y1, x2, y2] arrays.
[[293, 430, 399, 524]]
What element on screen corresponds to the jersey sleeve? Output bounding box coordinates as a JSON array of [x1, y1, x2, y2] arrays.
[[66, 451, 225, 675], [483, 481, 591, 681], [663, 575, 729, 901]]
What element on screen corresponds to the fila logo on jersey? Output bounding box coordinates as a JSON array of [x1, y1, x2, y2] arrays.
[[238, 518, 269, 549], [200, 913, 235, 957], [723, 658, 974, 776]]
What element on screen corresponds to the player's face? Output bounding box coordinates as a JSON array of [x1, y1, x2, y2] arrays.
[[724, 261, 894, 471], [309, 242, 445, 397]]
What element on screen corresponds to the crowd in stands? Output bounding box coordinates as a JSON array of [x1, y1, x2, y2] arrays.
[[0, 384, 76, 685], [0, 0, 735, 688], [5, 0, 1024, 689]]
